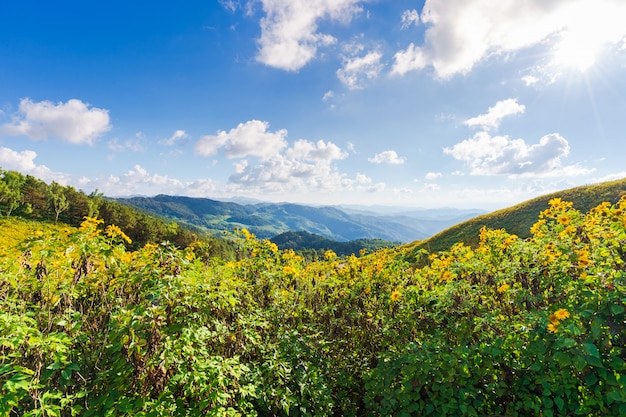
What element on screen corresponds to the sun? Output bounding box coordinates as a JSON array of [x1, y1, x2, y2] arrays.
[[551, 31, 600, 72]]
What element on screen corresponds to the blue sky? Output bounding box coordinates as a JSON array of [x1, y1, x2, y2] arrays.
[[1, 0, 626, 210]]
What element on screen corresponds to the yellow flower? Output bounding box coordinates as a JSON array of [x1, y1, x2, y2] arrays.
[[240, 228, 255, 240], [364, 287, 371, 295], [440, 270, 453, 281], [553, 308, 570, 321], [283, 265, 298, 275], [324, 249, 337, 261], [530, 219, 547, 236], [390, 290, 401, 302], [558, 225, 576, 237], [105, 224, 132, 244], [497, 283, 510, 293], [557, 215, 570, 225], [547, 323, 559, 333], [263, 240, 279, 253], [576, 249, 591, 268], [549, 197, 563, 207]]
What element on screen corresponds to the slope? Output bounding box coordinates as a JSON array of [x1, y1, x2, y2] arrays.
[[405, 177, 626, 257]]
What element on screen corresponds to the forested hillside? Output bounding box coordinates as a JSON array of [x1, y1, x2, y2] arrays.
[[0, 168, 234, 259], [1, 185, 625, 415], [115, 194, 429, 242], [270, 230, 399, 258]]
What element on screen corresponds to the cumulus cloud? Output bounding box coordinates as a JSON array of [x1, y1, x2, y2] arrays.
[[392, 0, 626, 78], [337, 50, 383, 89], [443, 131, 592, 177], [0, 98, 111, 144], [400, 9, 419, 29], [368, 150, 406, 165], [78, 165, 218, 197], [193, 120, 365, 195], [255, 0, 362, 71], [464, 98, 525, 131], [286, 139, 348, 161], [229, 139, 350, 192], [391, 42, 427, 75], [195, 120, 288, 160], [0, 146, 70, 183], [425, 172, 442, 180]]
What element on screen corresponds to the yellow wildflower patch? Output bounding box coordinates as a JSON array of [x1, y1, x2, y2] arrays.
[[497, 283, 510, 293]]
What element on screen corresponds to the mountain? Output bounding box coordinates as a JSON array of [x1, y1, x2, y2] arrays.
[[337, 205, 486, 237], [405, 177, 626, 257], [114, 195, 437, 243]]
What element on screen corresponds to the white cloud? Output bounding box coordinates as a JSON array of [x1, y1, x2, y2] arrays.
[[195, 120, 288, 160], [255, 0, 362, 71], [229, 138, 350, 192], [160, 130, 188, 146], [219, 0, 238, 13], [0, 146, 70, 183], [401, 9, 419, 29], [592, 172, 626, 183], [368, 150, 406, 165], [393, 0, 626, 78], [464, 98, 525, 130], [107, 137, 144, 153], [337, 50, 383, 89], [425, 172, 442, 180], [0, 98, 111, 144], [522, 75, 539, 86], [322, 90, 335, 101], [194, 121, 357, 196], [443, 131, 592, 177], [391, 42, 427, 75], [78, 164, 218, 197], [285, 139, 348, 161], [355, 173, 371, 184]]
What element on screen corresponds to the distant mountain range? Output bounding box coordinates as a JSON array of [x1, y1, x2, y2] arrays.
[[114, 195, 485, 243]]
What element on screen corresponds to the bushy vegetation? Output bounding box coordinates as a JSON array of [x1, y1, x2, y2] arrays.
[[1, 195, 625, 416]]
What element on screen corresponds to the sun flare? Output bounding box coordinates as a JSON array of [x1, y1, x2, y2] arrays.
[[552, 32, 599, 72]]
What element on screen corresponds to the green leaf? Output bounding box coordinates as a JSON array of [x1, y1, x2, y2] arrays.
[[609, 303, 625, 315], [554, 337, 577, 350], [553, 351, 572, 367], [583, 343, 600, 358], [554, 396, 564, 411], [585, 372, 598, 386], [606, 389, 623, 404]]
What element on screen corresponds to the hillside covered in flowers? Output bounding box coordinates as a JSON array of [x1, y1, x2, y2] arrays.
[[1, 197, 625, 416]]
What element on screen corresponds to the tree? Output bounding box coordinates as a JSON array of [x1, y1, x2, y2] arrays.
[[46, 181, 70, 222], [87, 189, 104, 218], [0, 169, 26, 216]]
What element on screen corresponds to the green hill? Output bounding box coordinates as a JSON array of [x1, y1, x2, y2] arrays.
[[270, 230, 399, 258], [115, 194, 429, 242], [406, 178, 626, 257]]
